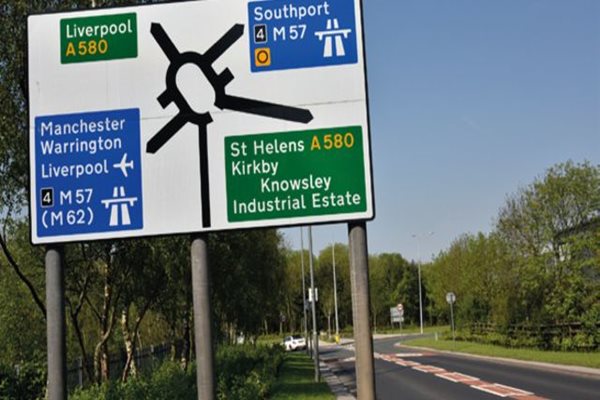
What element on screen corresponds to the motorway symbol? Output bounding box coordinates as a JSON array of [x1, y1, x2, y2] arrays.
[[148, 22, 313, 228], [315, 18, 352, 58], [101, 186, 138, 227]]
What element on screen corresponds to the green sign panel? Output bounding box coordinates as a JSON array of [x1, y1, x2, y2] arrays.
[[225, 126, 367, 222], [60, 13, 137, 64]]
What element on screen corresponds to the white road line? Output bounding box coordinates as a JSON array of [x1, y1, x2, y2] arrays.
[[436, 372, 480, 383]]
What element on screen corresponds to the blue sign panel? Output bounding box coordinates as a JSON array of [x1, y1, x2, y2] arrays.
[[35, 108, 143, 238], [248, 0, 358, 72]]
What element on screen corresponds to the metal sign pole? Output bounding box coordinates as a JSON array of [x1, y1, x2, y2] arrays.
[[348, 221, 376, 400], [191, 234, 215, 400], [46, 245, 66, 400], [308, 226, 320, 381], [300, 228, 310, 356], [332, 242, 340, 340], [450, 302, 455, 341]]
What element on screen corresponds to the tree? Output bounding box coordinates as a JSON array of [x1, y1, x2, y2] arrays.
[[369, 253, 409, 330], [316, 244, 351, 335], [210, 229, 286, 342], [426, 161, 600, 335], [281, 249, 308, 334], [496, 161, 600, 325], [114, 239, 167, 381]]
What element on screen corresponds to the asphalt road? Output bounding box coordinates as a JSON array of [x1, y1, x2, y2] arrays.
[[319, 335, 600, 400]]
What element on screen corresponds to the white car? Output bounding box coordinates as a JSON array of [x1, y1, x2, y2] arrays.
[[283, 335, 306, 351]]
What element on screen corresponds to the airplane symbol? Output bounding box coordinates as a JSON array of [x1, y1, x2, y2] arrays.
[[113, 153, 134, 177]]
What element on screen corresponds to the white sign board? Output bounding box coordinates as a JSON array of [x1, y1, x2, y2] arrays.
[[446, 292, 456, 304], [28, 0, 373, 244], [390, 307, 404, 323]]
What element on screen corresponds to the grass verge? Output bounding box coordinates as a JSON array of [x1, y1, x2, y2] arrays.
[[403, 338, 600, 369], [270, 352, 334, 400]]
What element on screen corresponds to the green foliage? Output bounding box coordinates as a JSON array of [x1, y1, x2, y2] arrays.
[[70, 345, 284, 400], [368, 253, 416, 328], [425, 161, 600, 350], [316, 244, 352, 333], [216, 345, 284, 399], [0, 362, 46, 400], [0, 222, 46, 365], [211, 230, 287, 340]]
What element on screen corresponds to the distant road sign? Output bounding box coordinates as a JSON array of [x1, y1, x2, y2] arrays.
[[28, 0, 372, 244], [396, 303, 404, 316], [446, 292, 456, 304], [390, 307, 404, 323]]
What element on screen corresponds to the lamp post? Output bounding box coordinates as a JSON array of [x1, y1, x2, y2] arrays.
[[332, 242, 340, 341], [308, 226, 319, 382], [412, 232, 434, 335], [300, 228, 309, 355]]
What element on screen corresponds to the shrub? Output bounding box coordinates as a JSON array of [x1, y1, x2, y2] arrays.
[[70, 345, 285, 400], [0, 362, 46, 400]]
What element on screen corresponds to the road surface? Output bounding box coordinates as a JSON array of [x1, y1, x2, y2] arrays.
[[320, 335, 600, 399]]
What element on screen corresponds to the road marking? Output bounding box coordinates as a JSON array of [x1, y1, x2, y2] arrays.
[[413, 365, 446, 373], [471, 383, 533, 397], [494, 383, 534, 396], [396, 352, 424, 357], [403, 360, 422, 367], [377, 352, 546, 399], [436, 372, 480, 383], [394, 359, 420, 367]]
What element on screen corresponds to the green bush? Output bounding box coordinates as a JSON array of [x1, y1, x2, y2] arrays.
[[0, 362, 46, 400], [70, 345, 285, 400]]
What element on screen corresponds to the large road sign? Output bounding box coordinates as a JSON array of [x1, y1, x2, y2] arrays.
[[28, 0, 373, 244]]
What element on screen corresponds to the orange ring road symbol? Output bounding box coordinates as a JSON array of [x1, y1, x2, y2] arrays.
[[255, 47, 271, 67]]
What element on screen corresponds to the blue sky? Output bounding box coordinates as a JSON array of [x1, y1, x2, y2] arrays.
[[282, 0, 600, 262]]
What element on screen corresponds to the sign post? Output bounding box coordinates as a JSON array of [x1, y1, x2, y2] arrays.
[[191, 235, 215, 399], [300, 228, 310, 355], [45, 246, 66, 400], [308, 226, 320, 382], [397, 303, 404, 330], [349, 221, 376, 400], [446, 292, 456, 341]]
